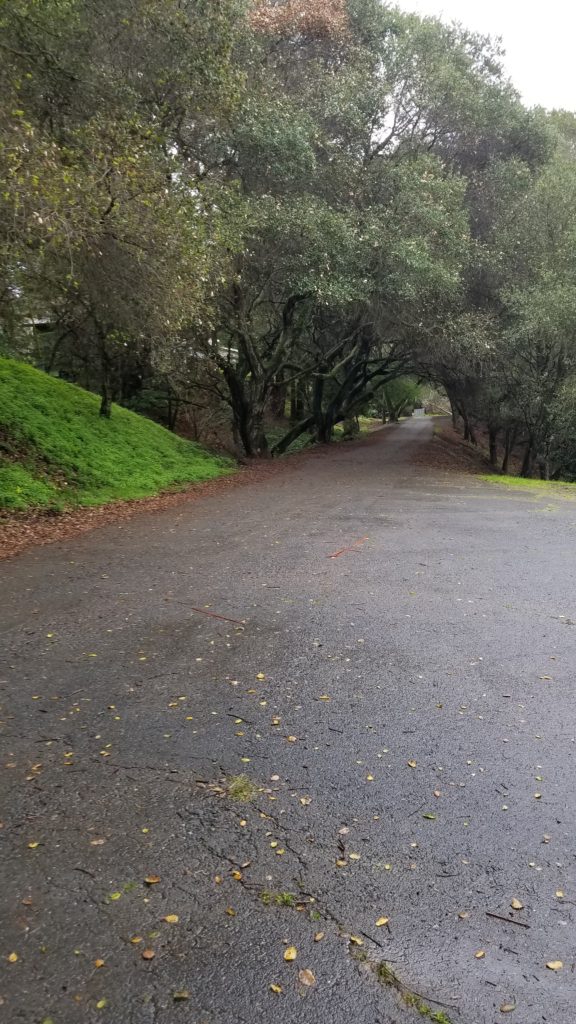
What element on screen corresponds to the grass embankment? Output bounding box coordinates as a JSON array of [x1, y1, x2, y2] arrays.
[[479, 474, 576, 496], [0, 359, 232, 511]]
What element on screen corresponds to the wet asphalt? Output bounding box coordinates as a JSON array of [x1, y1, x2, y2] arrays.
[[1, 417, 576, 1024]]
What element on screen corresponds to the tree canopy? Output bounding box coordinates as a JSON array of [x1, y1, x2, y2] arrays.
[[2, 0, 576, 477]]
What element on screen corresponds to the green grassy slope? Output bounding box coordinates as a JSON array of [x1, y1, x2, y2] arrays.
[[479, 474, 576, 496], [0, 359, 233, 511]]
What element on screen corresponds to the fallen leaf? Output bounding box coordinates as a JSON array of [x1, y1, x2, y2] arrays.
[[546, 960, 563, 971], [284, 946, 297, 961], [108, 892, 122, 901], [335, 858, 348, 867], [7, 952, 18, 963], [475, 950, 485, 959], [225, 907, 236, 916], [555, 890, 564, 899], [349, 853, 361, 861], [270, 983, 283, 994], [231, 870, 242, 881], [366, 774, 374, 781], [96, 999, 108, 1009], [256, 673, 265, 680], [375, 917, 389, 927], [173, 991, 190, 1001], [422, 813, 436, 820], [314, 932, 325, 942], [144, 875, 161, 885], [299, 968, 316, 986], [300, 797, 312, 806], [500, 1001, 516, 1013], [407, 760, 417, 768], [286, 736, 297, 743], [94, 959, 105, 968], [349, 936, 363, 946], [163, 914, 179, 923], [510, 898, 524, 910], [458, 911, 470, 920], [130, 936, 143, 944], [90, 838, 106, 846], [141, 949, 155, 960]]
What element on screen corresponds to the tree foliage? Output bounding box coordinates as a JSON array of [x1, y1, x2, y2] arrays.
[[1, 0, 576, 477]]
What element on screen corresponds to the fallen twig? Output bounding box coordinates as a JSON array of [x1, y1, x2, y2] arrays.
[[188, 607, 246, 625], [486, 911, 530, 929]]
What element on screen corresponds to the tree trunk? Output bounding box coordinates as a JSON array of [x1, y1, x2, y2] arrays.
[[99, 383, 112, 418], [272, 414, 315, 455], [488, 428, 498, 467], [99, 338, 113, 418], [316, 414, 334, 444], [342, 415, 359, 439], [501, 427, 516, 473], [269, 378, 287, 420], [520, 438, 534, 477], [462, 412, 477, 445]]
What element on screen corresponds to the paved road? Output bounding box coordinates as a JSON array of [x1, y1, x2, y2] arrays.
[[2, 418, 576, 1024]]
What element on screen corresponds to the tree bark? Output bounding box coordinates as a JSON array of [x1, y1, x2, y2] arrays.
[[272, 414, 315, 455], [520, 438, 534, 477], [488, 428, 498, 467], [501, 427, 516, 473]]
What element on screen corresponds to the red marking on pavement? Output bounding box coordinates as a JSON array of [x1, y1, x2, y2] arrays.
[[327, 537, 369, 559]]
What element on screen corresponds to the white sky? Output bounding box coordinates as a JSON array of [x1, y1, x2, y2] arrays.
[[394, 0, 576, 110]]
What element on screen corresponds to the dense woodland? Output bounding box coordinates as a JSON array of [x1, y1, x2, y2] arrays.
[[2, 0, 576, 477]]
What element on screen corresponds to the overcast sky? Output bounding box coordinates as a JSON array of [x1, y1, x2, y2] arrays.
[[394, 0, 576, 110]]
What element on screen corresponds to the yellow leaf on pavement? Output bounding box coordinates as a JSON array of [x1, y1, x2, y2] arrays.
[[284, 946, 297, 961]]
